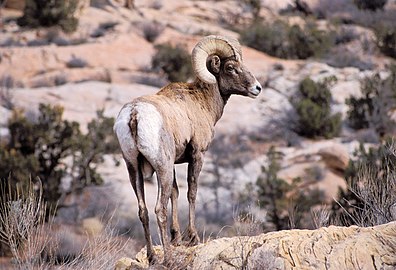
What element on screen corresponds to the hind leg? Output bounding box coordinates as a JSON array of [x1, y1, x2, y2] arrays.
[[126, 160, 156, 264], [170, 167, 182, 245], [154, 165, 173, 263]]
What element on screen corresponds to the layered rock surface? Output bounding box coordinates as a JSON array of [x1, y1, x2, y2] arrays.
[[117, 221, 396, 270]]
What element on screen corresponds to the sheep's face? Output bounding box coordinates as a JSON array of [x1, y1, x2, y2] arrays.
[[209, 56, 262, 98]]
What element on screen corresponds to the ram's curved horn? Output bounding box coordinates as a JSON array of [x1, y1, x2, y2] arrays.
[[191, 35, 242, 84]]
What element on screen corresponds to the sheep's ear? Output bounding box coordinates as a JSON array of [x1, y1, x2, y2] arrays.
[[208, 55, 221, 74]]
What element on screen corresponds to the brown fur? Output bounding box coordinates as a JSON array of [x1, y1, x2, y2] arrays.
[[132, 80, 225, 162], [116, 56, 261, 265]]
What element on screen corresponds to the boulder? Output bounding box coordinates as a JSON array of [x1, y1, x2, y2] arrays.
[[119, 221, 396, 269]]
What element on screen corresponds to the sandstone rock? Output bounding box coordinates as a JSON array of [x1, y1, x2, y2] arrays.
[[331, 80, 361, 104], [318, 143, 350, 173], [120, 221, 396, 269], [0, 33, 153, 87], [11, 81, 158, 128]]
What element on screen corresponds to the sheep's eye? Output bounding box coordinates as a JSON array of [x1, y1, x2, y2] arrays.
[[226, 65, 234, 72]]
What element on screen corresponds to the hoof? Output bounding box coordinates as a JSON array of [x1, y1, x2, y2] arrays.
[[171, 232, 182, 246], [185, 231, 200, 246], [148, 252, 159, 266]]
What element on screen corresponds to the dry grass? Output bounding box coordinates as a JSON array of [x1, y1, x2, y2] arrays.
[[214, 208, 265, 269], [61, 223, 130, 270], [0, 180, 52, 269], [335, 140, 396, 227], [350, 163, 396, 226], [0, 179, 132, 270], [311, 206, 331, 229]]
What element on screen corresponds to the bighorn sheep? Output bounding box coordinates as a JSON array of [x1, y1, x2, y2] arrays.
[[114, 35, 262, 263]]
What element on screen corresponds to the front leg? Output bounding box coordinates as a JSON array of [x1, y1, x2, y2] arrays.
[[186, 152, 203, 246], [170, 167, 182, 245]]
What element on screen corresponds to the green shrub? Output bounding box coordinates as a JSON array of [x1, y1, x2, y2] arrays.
[[243, 0, 261, 20], [293, 77, 341, 138], [331, 139, 396, 226], [17, 0, 79, 33], [241, 20, 333, 59], [241, 20, 289, 58], [152, 43, 193, 83], [346, 66, 396, 136], [325, 46, 375, 70], [240, 146, 323, 232], [71, 109, 120, 189], [142, 21, 164, 43], [353, 0, 387, 11], [0, 104, 118, 215], [375, 25, 396, 59]]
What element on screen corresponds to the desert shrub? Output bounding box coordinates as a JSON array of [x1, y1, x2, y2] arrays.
[[0, 179, 52, 264], [0, 104, 118, 215], [346, 66, 396, 136], [325, 46, 375, 70], [334, 26, 359, 45], [293, 77, 341, 139], [17, 0, 79, 33], [315, 0, 395, 32], [66, 56, 88, 68], [61, 221, 130, 269], [375, 25, 396, 59], [142, 21, 164, 42], [0, 76, 15, 110], [242, 0, 261, 20], [0, 179, 131, 267], [240, 146, 323, 232], [314, 0, 356, 20], [331, 139, 396, 226], [91, 21, 119, 38], [152, 43, 193, 82], [71, 109, 120, 189], [241, 20, 289, 58], [353, 0, 387, 11], [241, 20, 333, 59]]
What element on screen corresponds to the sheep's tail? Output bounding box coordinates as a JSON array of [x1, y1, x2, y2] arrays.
[[114, 103, 138, 164]]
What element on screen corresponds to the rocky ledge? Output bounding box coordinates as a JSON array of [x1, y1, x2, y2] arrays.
[[115, 221, 396, 270]]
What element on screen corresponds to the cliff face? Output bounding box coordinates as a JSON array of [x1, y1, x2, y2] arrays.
[[116, 221, 396, 270]]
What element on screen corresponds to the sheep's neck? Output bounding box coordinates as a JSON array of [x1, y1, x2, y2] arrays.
[[193, 80, 226, 124]]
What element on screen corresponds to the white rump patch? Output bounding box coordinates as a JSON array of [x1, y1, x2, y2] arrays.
[[135, 102, 163, 163], [114, 104, 137, 164]]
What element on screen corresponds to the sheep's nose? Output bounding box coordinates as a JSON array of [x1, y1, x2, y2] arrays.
[[248, 81, 262, 98]]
